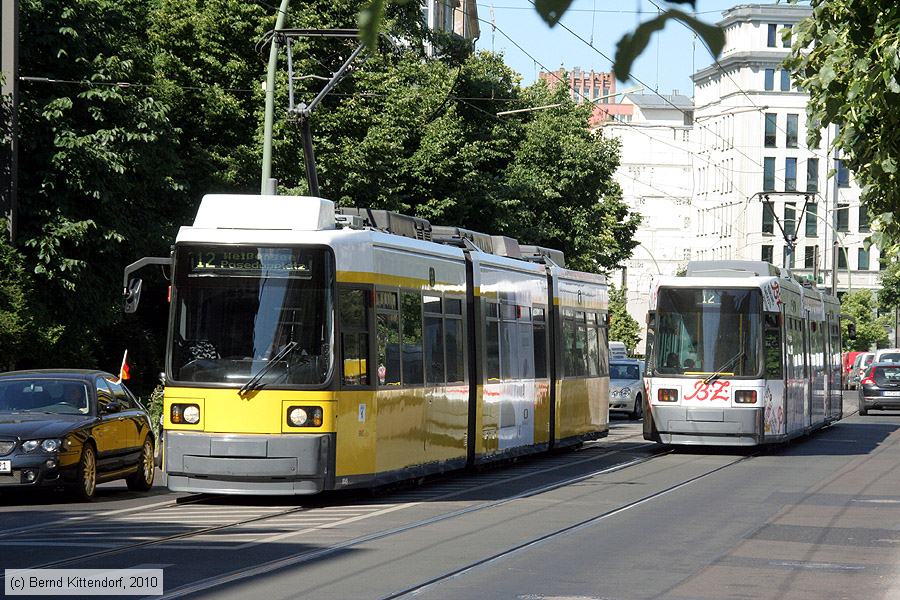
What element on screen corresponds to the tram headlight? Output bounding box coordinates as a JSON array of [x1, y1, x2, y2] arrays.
[[734, 390, 757, 404], [171, 403, 200, 425], [287, 406, 324, 428]]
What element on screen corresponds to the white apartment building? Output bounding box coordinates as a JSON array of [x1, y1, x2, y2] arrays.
[[692, 3, 880, 292], [603, 93, 696, 354], [603, 3, 881, 354]]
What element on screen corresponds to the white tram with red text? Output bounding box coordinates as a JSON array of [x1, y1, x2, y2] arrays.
[[643, 260, 843, 446]]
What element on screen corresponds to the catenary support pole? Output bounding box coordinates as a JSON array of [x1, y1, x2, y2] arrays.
[[260, 0, 291, 194]]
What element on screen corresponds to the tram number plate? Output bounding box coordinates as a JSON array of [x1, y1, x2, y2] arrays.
[[0, 460, 10, 474], [883, 391, 900, 397]]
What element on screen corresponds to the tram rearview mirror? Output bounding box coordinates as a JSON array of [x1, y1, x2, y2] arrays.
[[124, 278, 143, 314]]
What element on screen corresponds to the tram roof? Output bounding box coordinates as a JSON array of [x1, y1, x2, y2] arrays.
[[178, 193, 576, 270]]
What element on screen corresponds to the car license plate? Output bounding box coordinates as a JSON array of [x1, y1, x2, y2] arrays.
[[884, 390, 900, 397], [0, 460, 10, 474]]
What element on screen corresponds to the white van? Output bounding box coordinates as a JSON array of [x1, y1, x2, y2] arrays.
[[874, 348, 900, 363], [609, 341, 627, 359]]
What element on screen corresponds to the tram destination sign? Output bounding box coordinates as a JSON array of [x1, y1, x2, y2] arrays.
[[187, 248, 313, 279]]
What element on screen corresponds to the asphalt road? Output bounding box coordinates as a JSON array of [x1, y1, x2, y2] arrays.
[[2, 393, 899, 600]]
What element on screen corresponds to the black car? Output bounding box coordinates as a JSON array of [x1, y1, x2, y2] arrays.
[[0, 370, 155, 499], [858, 362, 900, 416]]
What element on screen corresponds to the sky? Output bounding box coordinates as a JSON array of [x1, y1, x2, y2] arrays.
[[472, 0, 788, 96]]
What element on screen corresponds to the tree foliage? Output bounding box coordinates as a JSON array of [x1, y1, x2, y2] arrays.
[[878, 260, 900, 310], [6, 0, 640, 386], [785, 0, 900, 258], [608, 284, 641, 354], [841, 289, 891, 352]]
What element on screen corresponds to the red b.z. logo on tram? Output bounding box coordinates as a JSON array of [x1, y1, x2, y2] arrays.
[[684, 379, 731, 401]]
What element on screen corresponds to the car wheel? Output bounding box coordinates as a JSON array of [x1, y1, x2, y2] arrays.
[[73, 443, 97, 501], [126, 437, 155, 492], [858, 404, 868, 416], [631, 394, 643, 420]]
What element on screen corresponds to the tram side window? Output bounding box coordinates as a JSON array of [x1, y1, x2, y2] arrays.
[[376, 292, 400, 386], [485, 302, 501, 382], [575, 312, 589, 377], [562, 310, 576, 377], [500, 305, 519, 380], [587, 313, 599, 376], [340, 288, 369, 386], [764, 313, 783, 379], [401, 292, 424, 385], [597, 313, 610, 376], [445, 317, 465, 383], [424, 295, 445, 385], [533, 307, 548, 379]]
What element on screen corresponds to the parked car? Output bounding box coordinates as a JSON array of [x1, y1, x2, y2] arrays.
[[609, 359, 643, 420], [874, 348, 900, 363], [848, 352, 875, 389], [0, 370, 155, 500], [842, 351, 863, 388], [858, 362, 900, 415], [609, 341, 627, 360]]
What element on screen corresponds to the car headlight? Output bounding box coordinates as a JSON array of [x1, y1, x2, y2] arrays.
[[621, 387, 631, 397], [287, 406, 323, 428], [41, 439, 62, 452], [22, 440, 39, 452]]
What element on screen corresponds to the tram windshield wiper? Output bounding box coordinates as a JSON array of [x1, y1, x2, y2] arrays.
[[239, 341, 298, 397], [703, 350, 744, 385]]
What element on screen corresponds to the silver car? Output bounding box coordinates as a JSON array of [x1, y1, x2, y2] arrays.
[[609, 359, 644, 420]]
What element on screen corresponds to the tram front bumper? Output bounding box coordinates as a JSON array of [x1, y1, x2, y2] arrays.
[[653, 406, 763, 446], [165, 431, 334, 495]]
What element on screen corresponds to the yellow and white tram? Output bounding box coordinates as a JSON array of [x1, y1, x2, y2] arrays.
[[643, 260, 843, 446], [131, 194, 609, 494]]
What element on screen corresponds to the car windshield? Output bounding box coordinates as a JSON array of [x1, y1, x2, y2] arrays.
[[170, 245, 335, 387], [0, 380, 90, 415], [610, 364, 640, 380], [878, 352, 900, 363], [874, 365, 900, 386]]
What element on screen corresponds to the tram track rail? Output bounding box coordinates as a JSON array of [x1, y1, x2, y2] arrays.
[[157, 443, 677, 599], [1, 430, 658, 588]]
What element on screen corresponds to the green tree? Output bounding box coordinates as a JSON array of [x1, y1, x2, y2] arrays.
[[878, 261, 900, 310], [841, 289, 890, 352], [608, 284, 641, 353], [785, 0, 900, 258]]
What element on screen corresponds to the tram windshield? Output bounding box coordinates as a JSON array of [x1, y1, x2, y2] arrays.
[[170, 245, 334, 386], [653, 287, 762, 378]]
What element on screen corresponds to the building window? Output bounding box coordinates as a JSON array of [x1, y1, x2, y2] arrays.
[[762, 245, 774, 264], [767, 24, 777, 47], [783, 24, 792, 48], [442, 0, 454, 32], [838, 247, 848, 269], [859, 206, 870, 232], [836, 203, 849, 231], [764, 69, 775, 91], [805, 202, 817, 237], [804, 246, 818, 269], [786, 114, 798, 148], [807, 158, 819, 192], [858, 248, 870, 271], [780, 69, 791, 91], [784, 202, 796, 237], [764, 113, 777, 147], [785, 158, 797, 191], [764, 157, 776, 191], [762, 201, 775, 234], [836, 159, 850, 187]]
